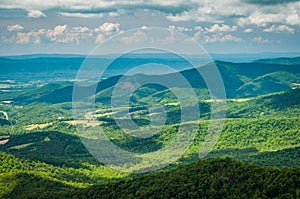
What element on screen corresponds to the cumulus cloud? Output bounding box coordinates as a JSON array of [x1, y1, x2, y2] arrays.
[[202, 34, 242, 43], [27, 10, 46, 18], [7, 24, 24, 32], [168, 25, 192, 32], [15, 33, 30, 44], [190, 31, 242, 43], [95, 22, 120, 34], [6, 31, 42, 44], [71, 26, 91, 33], [263, 25, 295, 33], [165, 1, 252, 23], [238, 1, 300, 27], [205, 24, 238, 33], [46, 25, 68, 38], [2, 22, 121, 45], [60, 12, 104, 18], [220, 34, 242, 42], [44, 25, 94, 43], [238, 11, 300, 27], [166, 1, 300, 27]]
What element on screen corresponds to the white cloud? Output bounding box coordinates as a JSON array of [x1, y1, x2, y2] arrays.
[[165, 1, 300, 27], [191, 31, 242, 43], [7, 24, 24, 32], [166, 10, 219, 23], [45, 25, 95, 43], [205, 24, 238, 33], [244, 28, 253, 33], [46, 25, 68, 38], [60, 12, 104, 18], [263, 25, 295, 33], [95, 22, 120, 34], [72, 26, 91, 33], [7, 31, 42, 44], [2, 22, 123, 45], [27, 10, 46, 18], [237, 4, 300, 27], [168, 25, 192, 32], [286, 13, 300, 25], [165, 1, 252, 23], [220, 34, 242, 42], [238, 12, 286, 27], [15, 33, 30, 44], [203, 34, 242, 43]]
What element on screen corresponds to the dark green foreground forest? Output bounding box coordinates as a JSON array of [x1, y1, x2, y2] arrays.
[[0, 56, 299, 198], [1, 158, 299, 199]]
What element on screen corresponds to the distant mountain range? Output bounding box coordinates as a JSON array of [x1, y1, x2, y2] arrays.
[[2, 52, 300, 62], [1, 56, 299, 105]]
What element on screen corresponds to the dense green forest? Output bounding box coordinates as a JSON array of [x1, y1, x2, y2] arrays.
[[1, 158, 299, 199], [69, 158, 300, 199]]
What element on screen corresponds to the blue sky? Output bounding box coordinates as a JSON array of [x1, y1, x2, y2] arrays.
[[0, 0, 299, 55]]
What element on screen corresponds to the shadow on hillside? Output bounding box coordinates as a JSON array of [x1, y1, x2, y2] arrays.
[[1, 172, 73, 199], [177, 146, 300, 168], [0, 131, 98, 169], [0, 130, 164, 169]]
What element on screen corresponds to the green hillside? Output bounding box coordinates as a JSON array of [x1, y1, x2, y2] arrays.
[[1, 157, 299, 199], [69, 158, 300, 199], [0, 172, 73, 199]]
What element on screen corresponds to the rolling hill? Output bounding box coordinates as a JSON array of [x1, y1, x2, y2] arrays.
[[0, 60, 299, 105]]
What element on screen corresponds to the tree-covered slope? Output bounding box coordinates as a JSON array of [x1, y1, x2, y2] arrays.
[[69, 158, 300, 199], [227, 88, 300, 118], [1, 158, 299, 199]]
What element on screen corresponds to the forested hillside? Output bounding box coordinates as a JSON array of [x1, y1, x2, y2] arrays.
[[1, 158, 299, 199]]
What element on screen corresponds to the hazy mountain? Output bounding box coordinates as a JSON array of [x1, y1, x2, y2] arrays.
[[1, 59, 299, 104]]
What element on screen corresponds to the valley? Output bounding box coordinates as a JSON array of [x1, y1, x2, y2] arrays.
[[0, 55, 299, 198]]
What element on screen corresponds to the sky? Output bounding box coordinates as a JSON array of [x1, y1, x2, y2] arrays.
[[0, 0, 299, 55]]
